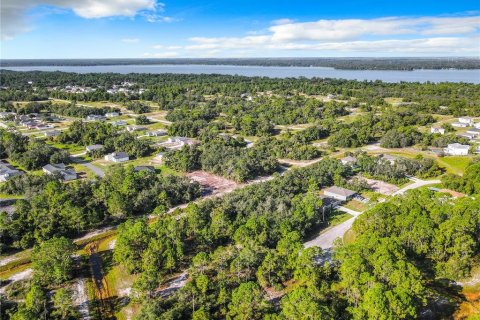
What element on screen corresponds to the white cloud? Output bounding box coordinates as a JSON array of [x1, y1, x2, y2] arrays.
[[184, 15, 480, 56], [1, 0, 169, 40], [122, 38, 140, 43], [268, 16, 480, 42]]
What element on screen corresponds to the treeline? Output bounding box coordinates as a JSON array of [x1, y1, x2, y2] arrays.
[[2, 101, 118, 118], [3, 57, 480, 70], [1, 71, 479, 116], [0, 129, 69, 170], [0, 166, 200, 251], [58, 121, 154, 159]]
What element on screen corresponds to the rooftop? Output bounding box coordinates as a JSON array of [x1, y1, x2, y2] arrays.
[[323, 186, 356, 197]]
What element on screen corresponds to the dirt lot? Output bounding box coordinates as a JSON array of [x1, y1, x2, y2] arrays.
[[356, 176, 399, 195], [186, 171, 239, 196]]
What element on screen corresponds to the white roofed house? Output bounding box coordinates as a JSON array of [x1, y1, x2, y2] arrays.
[[86, 114, 106, 122], [147, 129, 167, 137], [444, 143, 470, 156], [466, 128, 480, 137], [323, 186, 357, 202], [0, 161, 24, 182], [111, 120, 127, 127], [457, 132, 477, 141], [86, 144, 104, 152], [430, 127, 445, 135], [43, 163, 77, 181], [44, 130, 61, 137], [340, 156, 358, 167], [126, 125, 146, 132], [105, 112, 120, 118], [452, 122, 468, 128], [458, 117, 474, 126], [104, 152, 129, 163]]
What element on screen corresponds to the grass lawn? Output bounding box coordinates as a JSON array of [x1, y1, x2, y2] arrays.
[[71, 163, 97, 179], [437, 156, 473, 175], [328, 211, 353, 227], [48, 142, 86, 154], [343, 200, 368, 212]]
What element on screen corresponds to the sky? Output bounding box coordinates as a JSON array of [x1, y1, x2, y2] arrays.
[[1, 0, 479, 59]]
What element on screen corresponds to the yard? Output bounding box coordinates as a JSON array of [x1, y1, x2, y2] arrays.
[[437, 156, 473, 175]]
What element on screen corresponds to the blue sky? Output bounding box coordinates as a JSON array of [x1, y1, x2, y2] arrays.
[[1, 0, 479, 59]]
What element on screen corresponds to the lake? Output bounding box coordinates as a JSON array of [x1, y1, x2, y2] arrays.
[[2, 64, 480, 83]]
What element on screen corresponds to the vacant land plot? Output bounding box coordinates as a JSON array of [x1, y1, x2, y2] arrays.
[[437, 156, 473, 175], [186, 171, 239, 196], [356, 176, 399, 195]]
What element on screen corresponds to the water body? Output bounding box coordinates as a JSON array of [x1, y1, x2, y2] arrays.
[[2, 64, 480, 83]]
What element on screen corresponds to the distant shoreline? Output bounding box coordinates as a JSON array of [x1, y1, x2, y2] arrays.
[[1, 57, 480, 71], [2, 64, 479, 83]]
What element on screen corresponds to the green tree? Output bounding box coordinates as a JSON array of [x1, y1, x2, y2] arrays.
[[228, 282, 267, 320], [31, 237, 75, 285], [51, 288, 78, 320]]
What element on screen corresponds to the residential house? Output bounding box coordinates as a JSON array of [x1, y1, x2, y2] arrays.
[[86, 115, 106, 122], [0, 112, 16, 119], [0, 161, 23, 182], [111, 120, 127, 126], [452, 122, 468, 128], [323, 186, 357, 202], [466, 128, 480, 137], [105, 112, 120, 118], [43, 163, 77, 181], [444, 143, 470, 156], [159, 137, 197, 150], [134, 166, 156, 173], [126, 125, 146, 132], [379, 154, 397, 164], [44, 130, 61, 137], [104, 152, 129, 163], [86, 144, 104, 152], [340, 156, 358, 167], [457, 133, 477, 141], [430, 127, 445, 135], [147, 129, 167, 137], [459, 117, 474, 126]]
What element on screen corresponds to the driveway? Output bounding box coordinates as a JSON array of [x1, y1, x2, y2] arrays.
[[304, 206, 361, 249], [70, 156, 105, 178], [392, 177, 441, 196]]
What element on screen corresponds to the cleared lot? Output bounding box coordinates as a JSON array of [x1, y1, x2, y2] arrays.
[[186, 171, 239, 196]]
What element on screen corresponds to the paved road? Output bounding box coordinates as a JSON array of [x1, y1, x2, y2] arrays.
[[392, 177, 441, 196]]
